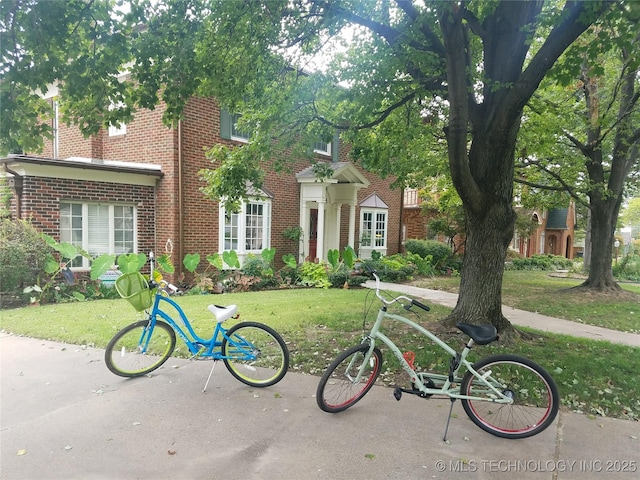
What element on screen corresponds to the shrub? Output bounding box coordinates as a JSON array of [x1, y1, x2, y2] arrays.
[[299, 261, 331, 288], [506, 254, 573, 271], [404, 239, 452, 271], [0, 219, 50, 293]]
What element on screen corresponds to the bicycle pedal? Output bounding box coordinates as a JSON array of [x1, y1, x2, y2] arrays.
[[394, 387, 403, 401]]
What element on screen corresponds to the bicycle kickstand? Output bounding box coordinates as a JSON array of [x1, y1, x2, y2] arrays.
[[442, 398, 456, 442], [202, 360, 218, 393]]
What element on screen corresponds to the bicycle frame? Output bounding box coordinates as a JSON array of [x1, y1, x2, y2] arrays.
[[139, 290, 246, 361], [359, 305, 513, 404]]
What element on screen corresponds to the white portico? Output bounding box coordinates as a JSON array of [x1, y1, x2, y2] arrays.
[[296, 162, 370, 262]]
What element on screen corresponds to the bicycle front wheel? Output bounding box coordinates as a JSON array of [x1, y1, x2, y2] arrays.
[[105, 320, 176, 377], [460, 354, 559, 439], [316, 343, 382, 413], [222, 322, 289, 387]]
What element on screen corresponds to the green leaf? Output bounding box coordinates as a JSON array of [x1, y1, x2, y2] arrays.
[[117, 253, 146, 274], [327, 249, 340, 269], [90, 254, 116, 280], [156, 254, 175, 273], [183, 253, 201, 273], [43, 254, 59, 274], [206, 253, 224, 270], [342, 246, 356, 270], [261, 247, 275, 265], [222, 250, 240, 269], [72, 291, 86, 302], [282, 253, 297, 269]]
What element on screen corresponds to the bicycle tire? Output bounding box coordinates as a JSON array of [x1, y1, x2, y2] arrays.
[[460, 354, 559, 439], [222, 322, 289, 387], [316, 343, 383, 413], [105, 320, 176, 377]]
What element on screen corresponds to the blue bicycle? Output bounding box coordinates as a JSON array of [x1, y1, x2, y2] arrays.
[[104, 254, 289, 389]]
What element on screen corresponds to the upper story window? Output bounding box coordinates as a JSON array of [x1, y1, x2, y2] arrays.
[[108, 102, 127, 136], [220, 109, 251, 143], [313, 140, 331, 156], [230, 113, 250, 142], [60, 202, 136, 269]]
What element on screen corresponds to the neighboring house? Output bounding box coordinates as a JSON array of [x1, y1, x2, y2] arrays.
[[511, 203, 578, 259], [1, 93, 402, 278], [401, 188, 579, 259]]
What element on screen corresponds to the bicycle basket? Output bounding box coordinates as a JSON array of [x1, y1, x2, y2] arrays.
[[115, 272, 153, 311]]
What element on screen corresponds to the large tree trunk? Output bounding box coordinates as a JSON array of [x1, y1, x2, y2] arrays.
[[577, 197, 622, 292], [448, 201, 516, 332]]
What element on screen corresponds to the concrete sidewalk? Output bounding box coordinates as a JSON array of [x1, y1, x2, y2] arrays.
[[1, 332, 639, 480], [367, 280, 640, 347]]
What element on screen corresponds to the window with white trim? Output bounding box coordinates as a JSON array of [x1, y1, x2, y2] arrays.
[[108, 102, 127, 136], [360, 210, 387, 249], [231, 113, 250, 142], [219, 199, 271, 256], [313, 140, 332, 156], [60, 202, 136, 268]]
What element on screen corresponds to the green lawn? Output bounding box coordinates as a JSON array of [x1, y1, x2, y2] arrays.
[[1, 283, 638, 421], [413, 270, 640, 333]]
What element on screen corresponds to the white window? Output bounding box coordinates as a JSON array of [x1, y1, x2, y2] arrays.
[[60, 202, 136, 268], [108, 102, 127, 136], [359, 209, 388, 259], [360, 210, 387, 248], [219, 199, 271, 260], [313, 140, 332, 156], [231, 113, 250, 142]]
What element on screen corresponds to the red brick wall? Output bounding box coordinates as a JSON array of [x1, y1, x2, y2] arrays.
[[17, 176, 155, 258]]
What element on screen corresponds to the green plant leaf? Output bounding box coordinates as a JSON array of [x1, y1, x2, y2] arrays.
[[43, 254, 59, 274], [156, 254, 175, 273], [282, 253, 297, 269], [223, 250, 240, 268], [206, 253, 224, 270], [72, 291, 86, 301], [261, 247, 275, 265], [183, 253, 201, 273], [90, 254, 116, 280], [342, 246, 356, 270], [327, 249, 340, 269], [117, 253, 146, 274]]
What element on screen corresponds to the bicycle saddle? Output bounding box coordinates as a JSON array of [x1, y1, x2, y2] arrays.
[[207, 304, 238, 323], [456, 322, 498, 345]]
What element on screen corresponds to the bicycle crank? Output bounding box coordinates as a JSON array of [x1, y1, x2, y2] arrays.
[[394, 378, 436, 400]]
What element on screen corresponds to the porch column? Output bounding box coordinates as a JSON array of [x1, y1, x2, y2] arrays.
[[335, 204, 342, 250], [348, 203, 356, 248], [316, 200, 326, 261], [299, 201, 308, 263]]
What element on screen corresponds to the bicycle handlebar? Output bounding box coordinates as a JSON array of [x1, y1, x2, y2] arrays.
[[370, 270, 430, 312]]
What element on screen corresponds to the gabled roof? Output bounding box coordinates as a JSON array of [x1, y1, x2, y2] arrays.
[[296, 162, 369, 187], [360, 193, 389, 209], [546, 208, 568, 229]]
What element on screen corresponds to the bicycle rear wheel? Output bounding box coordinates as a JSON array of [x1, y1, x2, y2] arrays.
[[460, 354, 559, 439], [316, 343, 382, 413], [222, 322, 289, 387], [105, 320, 176, 377]]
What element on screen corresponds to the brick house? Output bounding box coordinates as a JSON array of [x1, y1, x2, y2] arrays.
[[511, 203, 578, 259], [1, 91, 402, 278], [401, 188, 578, 259]]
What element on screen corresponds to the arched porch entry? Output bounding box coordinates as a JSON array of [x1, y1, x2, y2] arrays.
[[296, 163, 369, 262]]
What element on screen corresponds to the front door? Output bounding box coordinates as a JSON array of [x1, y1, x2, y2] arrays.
[[309, 209, 318, 261]]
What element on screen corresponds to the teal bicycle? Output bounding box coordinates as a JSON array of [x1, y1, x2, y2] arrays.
[[316, 271, 559, 440], [105, 253, 289, 390]]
